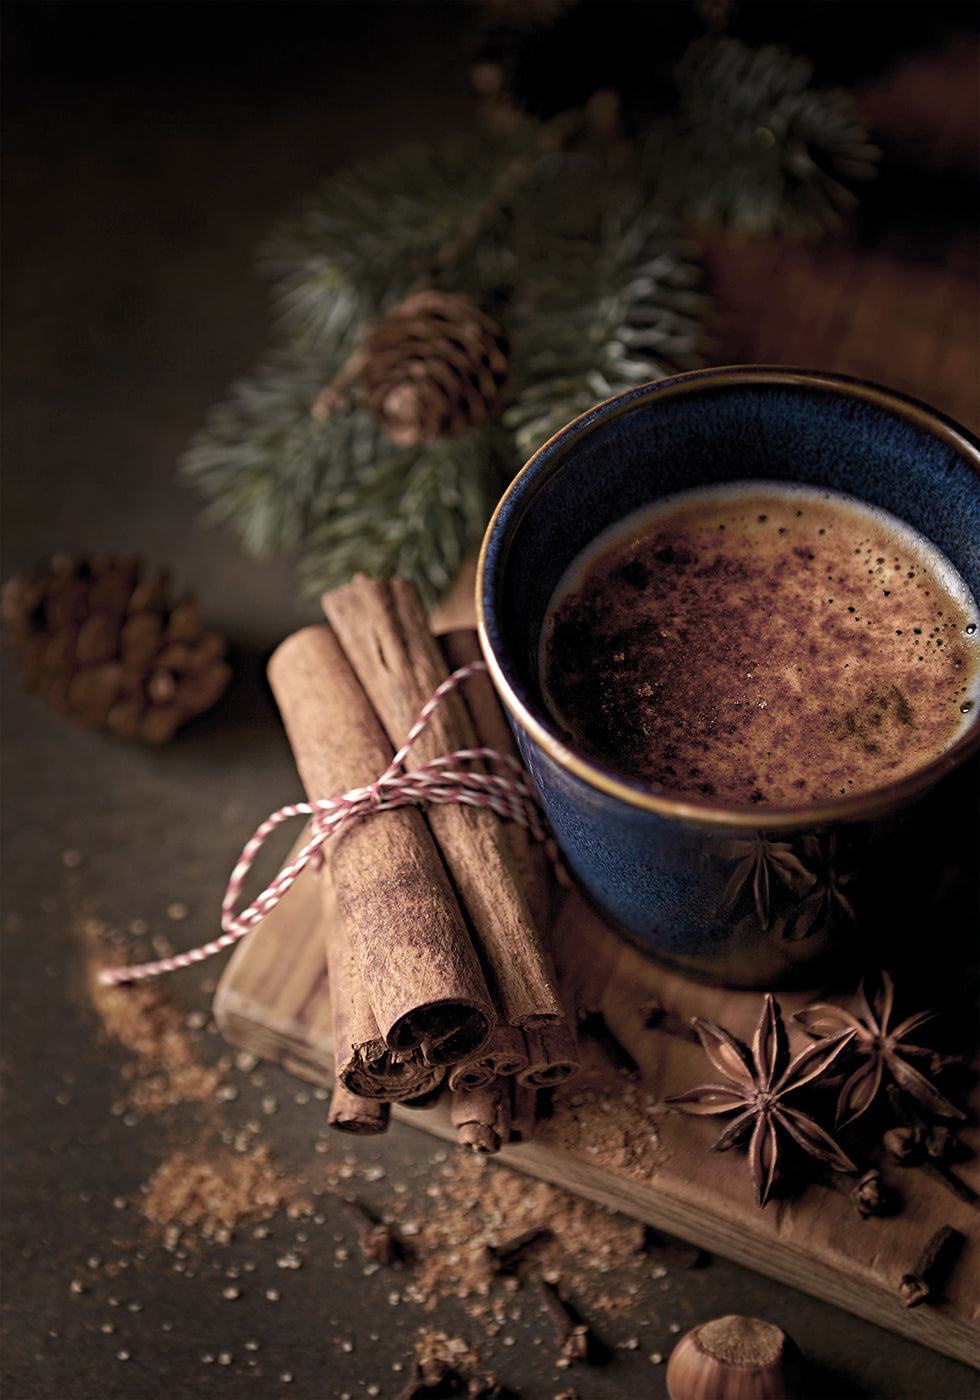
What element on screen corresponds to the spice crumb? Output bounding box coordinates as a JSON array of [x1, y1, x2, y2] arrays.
[[140, 1144, 311, 1243]]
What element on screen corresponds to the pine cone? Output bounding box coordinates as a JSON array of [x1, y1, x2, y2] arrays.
[[2, 554, 232, 744], [359, 290, 509, 447]]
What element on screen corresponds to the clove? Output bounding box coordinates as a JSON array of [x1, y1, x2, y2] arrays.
[[474, 1226, 551, 1277], [340, 1196, 407, 1264], [848, 1168, 901, 1219], [881, 1125, 979, 1209], [638, 999, 700, 1042], [466, 1375, 517, 1399], [394, 1356, 462, 1398], [898, 1224, 965, 1307], [535, 1274, 605, 1365], [815, 1164, 901, 1218]]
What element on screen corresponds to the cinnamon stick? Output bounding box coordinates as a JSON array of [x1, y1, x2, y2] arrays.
[[439, 628, 553, 935], [321, 575, 565, 1029], [327, 1084, 391, 1135], [321, 875, 444, 1103], [447, 1022, 529, 1092], [267, 625, 494, 1067], [518, 1022, 582, 1088], [451, 1077, 513, 1154]]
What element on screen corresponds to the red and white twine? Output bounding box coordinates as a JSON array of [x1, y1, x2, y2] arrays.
[[97, 660, 548, 986]]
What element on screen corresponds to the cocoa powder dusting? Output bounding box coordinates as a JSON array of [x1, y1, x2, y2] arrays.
[[82, 917, 223, 1113], [533, 1078, 663, 1180], [140, 1144, 313, 1243], [400, 1152, 653, 1322]]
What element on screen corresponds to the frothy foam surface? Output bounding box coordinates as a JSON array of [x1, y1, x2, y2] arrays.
[[541, 482, 980, 807]]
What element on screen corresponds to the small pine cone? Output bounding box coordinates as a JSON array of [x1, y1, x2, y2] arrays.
[[2, 553, 232, 744], [359, 290, 509, 447]]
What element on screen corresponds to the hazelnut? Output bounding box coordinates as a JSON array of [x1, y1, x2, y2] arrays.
[[666, 1314, 806, 1400]]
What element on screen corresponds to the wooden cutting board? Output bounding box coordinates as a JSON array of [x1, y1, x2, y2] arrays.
[[213, 840, 979, 1367]]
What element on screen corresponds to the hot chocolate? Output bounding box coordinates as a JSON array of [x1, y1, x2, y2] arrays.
[[541, 482, 980, 807]]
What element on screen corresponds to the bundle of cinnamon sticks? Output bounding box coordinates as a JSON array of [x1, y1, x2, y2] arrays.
[[267, 574, 579, 1152]]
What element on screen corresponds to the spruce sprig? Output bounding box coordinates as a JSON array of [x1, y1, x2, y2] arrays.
[[258, 130, 538, 354], [182, 146, 709, 607], [504, 187, 706, 459], [644, 36, 879, 235], [181, 355, 342, 560], [295, 423, 509, 608]]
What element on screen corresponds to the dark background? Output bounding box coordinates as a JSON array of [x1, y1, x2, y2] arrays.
[[2, 4, 978, 1397]]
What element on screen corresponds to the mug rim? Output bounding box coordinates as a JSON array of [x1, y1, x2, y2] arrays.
[[476, 365, 980, 832]]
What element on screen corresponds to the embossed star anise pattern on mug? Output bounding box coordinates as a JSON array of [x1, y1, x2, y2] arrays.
[[716, 831, 859, 942], [667, 994, 857, 1206], [780, 832, 860, 943], [717, 834, 814, 931]]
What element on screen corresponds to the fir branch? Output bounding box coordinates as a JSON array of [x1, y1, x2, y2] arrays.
[[295, 426, 508, 609], [643, 36, 879, 235], [504, 190, 707, 460], [180, 354, 386, 561], [257, 130, 539, 354], [182, 350, 508, 608]]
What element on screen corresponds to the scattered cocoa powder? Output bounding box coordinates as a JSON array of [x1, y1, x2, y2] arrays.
[[397, 1151, 654, 1323], [80, 915, 224, 1113], [534, 1075, 664, 1180], [410, 1326, 483, 1377], [140, 1143, 313, 1245]]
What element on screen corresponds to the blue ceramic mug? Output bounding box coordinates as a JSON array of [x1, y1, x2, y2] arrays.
[[477, 367, 980, 988]]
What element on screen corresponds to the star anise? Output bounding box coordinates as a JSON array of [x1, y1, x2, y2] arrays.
[[794, 969, 965, 1128], [667, 994, 857, 1206]]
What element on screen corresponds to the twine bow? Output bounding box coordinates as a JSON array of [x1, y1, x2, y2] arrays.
[[97, 660, 547, 986]]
